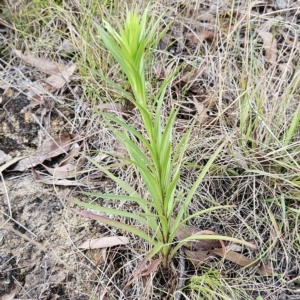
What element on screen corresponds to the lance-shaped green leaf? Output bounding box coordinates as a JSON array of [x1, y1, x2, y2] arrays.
[[74, 209, 158, 245]]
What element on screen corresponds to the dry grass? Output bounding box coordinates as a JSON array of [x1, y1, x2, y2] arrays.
[[1, 0, 300, 299]]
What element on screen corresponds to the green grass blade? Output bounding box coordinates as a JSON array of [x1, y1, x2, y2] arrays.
[[81, 192, 151, 207], [74, 209, 157, 245], [85, 156, 137, 196], [72, 199, 149, 225], [282, 102, 300, 146]]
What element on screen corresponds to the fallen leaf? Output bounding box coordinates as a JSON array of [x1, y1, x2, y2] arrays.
[[0, 150, 12, 166], [13, 134, 72, 171], [27, 81, 52, 96], [35, 170, 103, 187], [58, 39, 75, 53], [187, 30, 215, 45], [42, 142, 86, 179], [13, 49, 74, 76], [94, 153, 109, 163], [38, 177, 88, 186], [49, 267, 67, 283], [185, 247, 273, 275], [43, 156, 86, 179], [139, 258, 162, 276], [193, 97, 209, 124], [13, 49, 77, 91], [44, 63, 77, 89], [29, 94, 45, 108], [175, 223, 222, 251], [125, 258, 162, 288], [59, 142, 82, 165], [184, 248, 212, 266], [212, 248, 273, 275], [0, 156, 26, 173], [258, 261, 273, 276], [211, 248, 255, 267], [256, 30, 277, 64], [79, 236, 129, 249]]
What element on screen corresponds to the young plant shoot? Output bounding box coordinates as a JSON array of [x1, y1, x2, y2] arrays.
[[74, 8, 256, 270]]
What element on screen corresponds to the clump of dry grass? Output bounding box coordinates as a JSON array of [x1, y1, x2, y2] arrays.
[[1, 0, 300, 299]]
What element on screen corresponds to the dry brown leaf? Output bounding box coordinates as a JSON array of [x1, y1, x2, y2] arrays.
[[14, 49, 64, 75], [35, 169, 103, 186], [13, 134, 72, 171], [49, 267, 67, 283], [0, 156, 26, 172], [13, 49, 77, 91], [58, 39, 75, 53], [27, 81, 51, 96], [187, 30, 215, 45], [256, 30, 277, 64], [27, 94, 45, 109], [59, 143, 81, 166], [125, 258, 162, 288], [94, 153, 109, 163], [44, 63, 77, 89], [193, 97, 208, 124], [211, 248, 255, 267], [43, 142, 86, 179], [179, 65, 205, 84], [0, 150, 12, 165], [37, 177, 88, 186], [139, 258, 162, 276], [174, 223, 222, 251], [258, 261, 273, 276], [184, 248, 212, 266], [212, 248, 273, 275], [79, 236, 129, 249], [43, 156, 86, 179]]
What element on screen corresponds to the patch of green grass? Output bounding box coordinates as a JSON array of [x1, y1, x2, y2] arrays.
[[184, 269, 250, 300]]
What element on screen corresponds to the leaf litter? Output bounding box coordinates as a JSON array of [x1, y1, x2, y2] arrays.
[[175, 222, 273, 275], [79, 236, 129, 249], [12, 134, 72, 171]]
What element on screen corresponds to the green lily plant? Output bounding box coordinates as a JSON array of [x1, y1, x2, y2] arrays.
[[73, 7, 256, 270]]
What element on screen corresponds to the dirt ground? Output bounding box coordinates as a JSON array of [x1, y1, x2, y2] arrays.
[[0, 95, 105, 299]]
